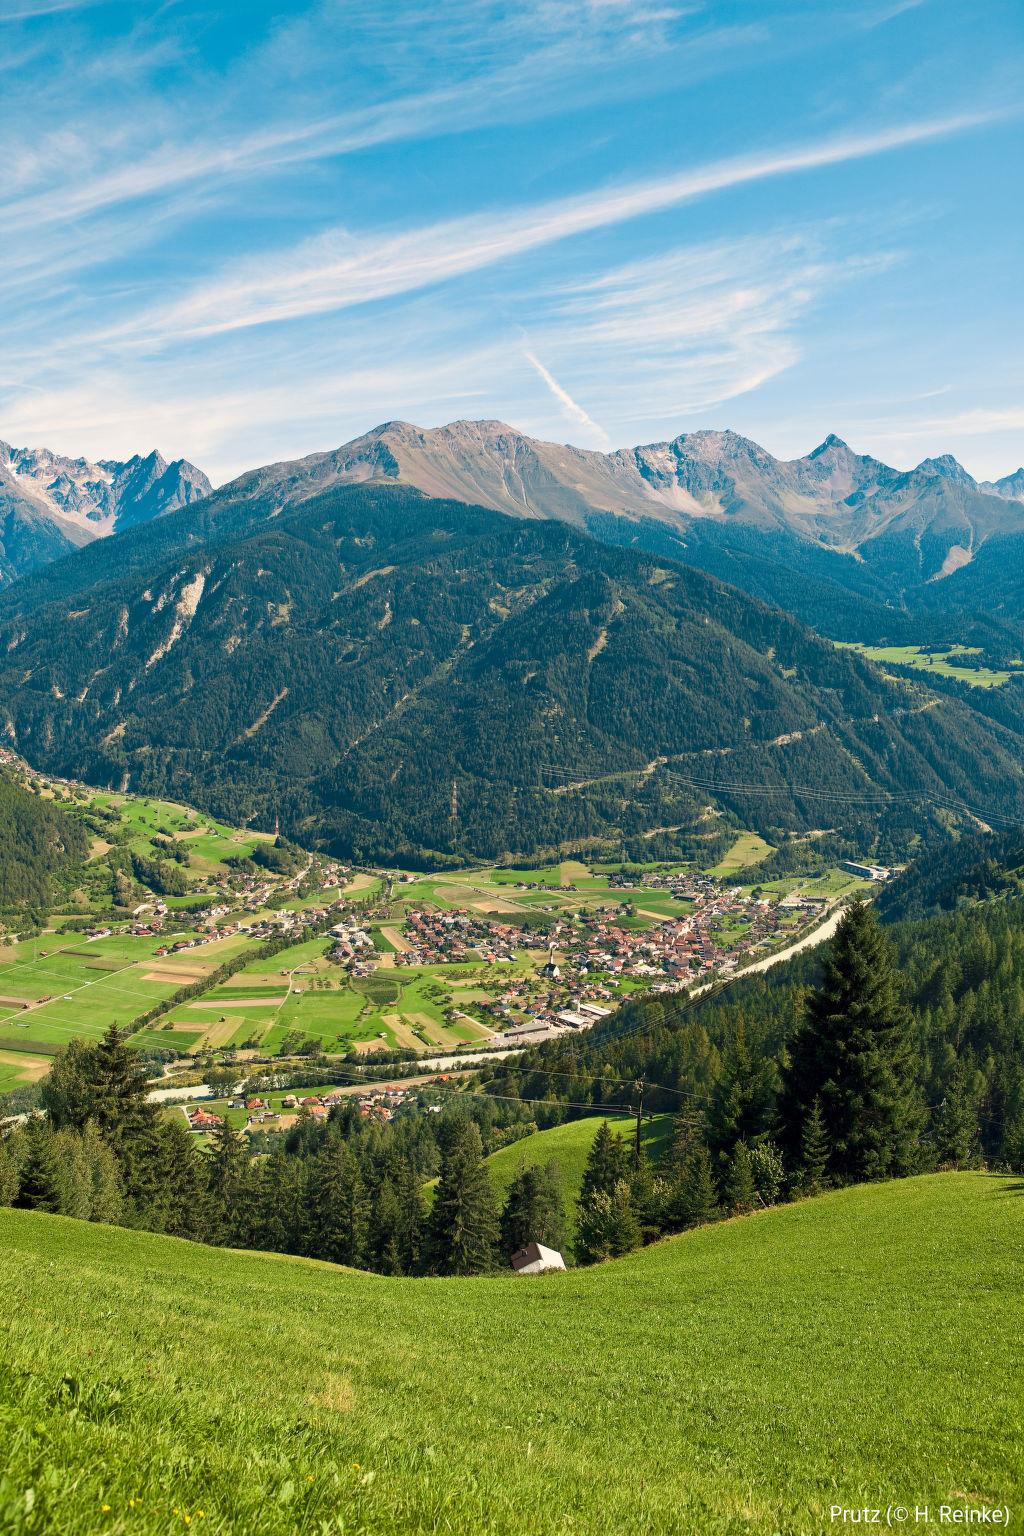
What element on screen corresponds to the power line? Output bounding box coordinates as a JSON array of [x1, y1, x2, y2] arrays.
[[537, 761, 1024, 831]]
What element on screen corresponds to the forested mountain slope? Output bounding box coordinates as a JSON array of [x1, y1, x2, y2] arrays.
[[0, 485, 1022, 865], [0, 771, 89, 911]]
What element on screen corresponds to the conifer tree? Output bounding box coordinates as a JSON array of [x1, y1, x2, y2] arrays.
[[579, 1121, 630, 1204], [157, 1121, 209, 1240], [82, 1121, 125, 1226], [780, 901, 923, 1182], [933, 1067, 979, 1169], [208, 1115, 248, 1242], [723, 1140, 756, 1214], [427, 1121, 499, 1275], [499, 1161, 566, 1259], [0, 1139, 18, 1206], [676, 1142, 720, 1228], [12, 1118, 62, 1212], [394, 1159, 426, 1275], [799, 1097, 830, 1195], [306, 1134, 369, 1267], [626, 1148, 665, 1243]]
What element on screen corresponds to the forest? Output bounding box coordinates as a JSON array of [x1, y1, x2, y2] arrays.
[[0, 484, 1022, 867], [0, 771, 89, 913]]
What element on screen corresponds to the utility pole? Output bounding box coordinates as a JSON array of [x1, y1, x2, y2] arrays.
[[633, 1075, 646, 1161]]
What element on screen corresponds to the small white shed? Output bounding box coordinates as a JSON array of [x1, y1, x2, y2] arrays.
[[510, 1242, 567, 1275]]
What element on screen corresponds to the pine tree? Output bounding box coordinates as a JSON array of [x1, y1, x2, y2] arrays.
[[579, 1121, 630, 1204], [12, 1118, 62, 1212], [499, 1161, 566, 1260], [723, 1140, 756, 1215], [933, 1067, 979, 1169], [799, 1097, 830, 1195], [427, 1122, 499, 1275], [780, 901, 924, 1183]]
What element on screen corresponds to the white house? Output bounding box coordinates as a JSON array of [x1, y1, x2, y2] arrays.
[[510, 1243, 566, 1275]]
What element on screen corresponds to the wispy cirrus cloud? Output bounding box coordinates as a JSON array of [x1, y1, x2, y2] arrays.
[[97, 108, 1002, 347]]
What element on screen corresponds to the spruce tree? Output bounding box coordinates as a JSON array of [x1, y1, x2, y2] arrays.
[[306, 1134, 369, 1267], [799, 1097, 830, 1195], [579, 1121, 630, 1204], [427, 1122, 499, 1275], [723, 1140, 756, 1215], [0, 1139, 18, 1206], [933, 1067, 979, 1169], [395, 1160, 426, 1275], [499, 1161, 566, 1259], [208, 1115, 248, 1243], [12, 1118, 62, 1213], [780, 901, 923, 1183], [626, 1149, 665, 1243], [677, 1143, 720, 1228]]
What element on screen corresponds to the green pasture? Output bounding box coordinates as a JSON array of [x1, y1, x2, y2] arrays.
[[837, 642, 1023, 689], [484, 1111, 674, 1251], [2, 1174, 1019, 1535]]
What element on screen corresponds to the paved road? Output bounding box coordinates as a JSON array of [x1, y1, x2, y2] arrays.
[[736, 904, 846, 976]]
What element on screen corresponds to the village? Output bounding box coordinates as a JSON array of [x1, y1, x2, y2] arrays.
[[183, 1079, 427, 1136]]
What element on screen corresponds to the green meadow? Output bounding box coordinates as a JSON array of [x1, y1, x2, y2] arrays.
[[483, 1112, 675, 1249], [837, 642, 1024, 689], [1, 1174, 1020, 1536], [84, 791, 275, 871]]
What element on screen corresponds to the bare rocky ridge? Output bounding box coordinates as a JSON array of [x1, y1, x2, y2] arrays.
[[219, 418, 1024, 583], [0, 442, 212, 586]]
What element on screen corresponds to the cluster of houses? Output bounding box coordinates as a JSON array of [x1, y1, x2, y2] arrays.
[[327, 915, 375, 970], [396, 908, 525, 965], [183, 1082, 419, 1135]]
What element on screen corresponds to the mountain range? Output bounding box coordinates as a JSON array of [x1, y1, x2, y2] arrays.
[[0, 441, 211, 588], [218, 419, 1024, 592], [1, 478, 1022, 867]]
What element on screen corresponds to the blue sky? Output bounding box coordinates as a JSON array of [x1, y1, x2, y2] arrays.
[[0, 0, 1021, 484]]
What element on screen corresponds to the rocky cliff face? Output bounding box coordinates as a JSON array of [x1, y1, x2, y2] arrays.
[[0, 442, 211, 585]]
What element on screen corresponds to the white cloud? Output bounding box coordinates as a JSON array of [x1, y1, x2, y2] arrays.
[[523, 351, 610, 444], [97, 109, 1003, 348]]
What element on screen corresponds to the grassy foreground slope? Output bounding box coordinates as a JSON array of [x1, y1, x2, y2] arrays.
[[1, 1175, 1021, 1536]]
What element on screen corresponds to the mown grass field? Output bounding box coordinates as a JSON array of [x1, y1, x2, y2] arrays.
[[0, 931, 244, 1051], [1, 1174, 1020, 1536]]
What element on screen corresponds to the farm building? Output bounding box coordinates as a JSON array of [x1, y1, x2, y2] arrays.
[[511, 1243, 566, 1275]]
